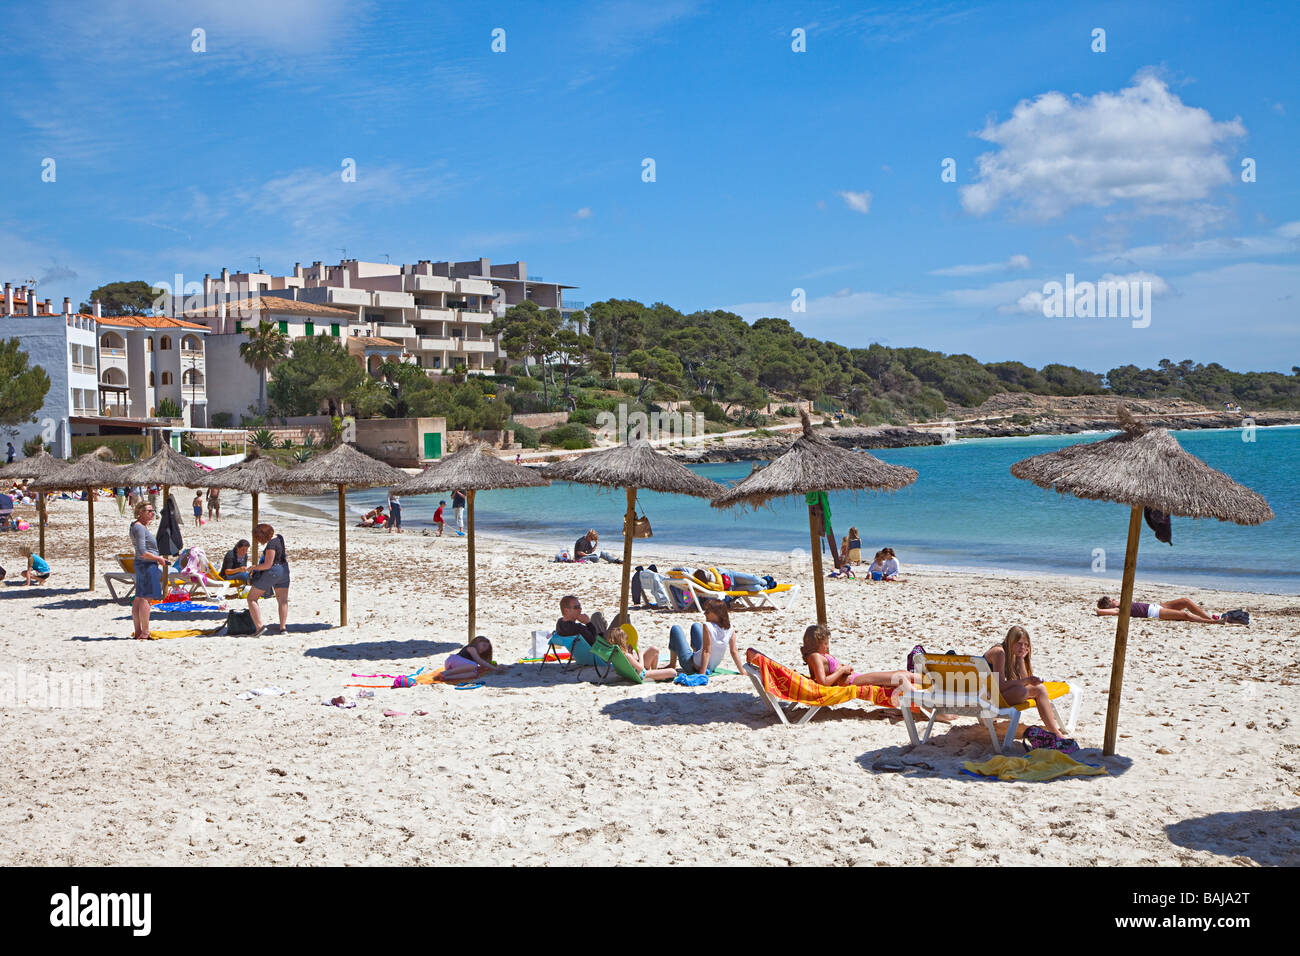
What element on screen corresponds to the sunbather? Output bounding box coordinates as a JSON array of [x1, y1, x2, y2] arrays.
[[800, 624, 916, 703], [1096, 595, 1220, 623], [984, 626, 1069, 738], [667, 598, 744, 676], [607, 626, 676, 681], [443, 636, 506, 681], [556, 594, 614, 643]]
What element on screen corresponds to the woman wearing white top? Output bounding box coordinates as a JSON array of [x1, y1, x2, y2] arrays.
[[666, 599, 744, 675]]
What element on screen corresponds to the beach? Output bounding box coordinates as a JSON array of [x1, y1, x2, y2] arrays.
[[2, 491, 1298, 866]]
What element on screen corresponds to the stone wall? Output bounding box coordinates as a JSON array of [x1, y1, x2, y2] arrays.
[[510, 412, 569, 429]]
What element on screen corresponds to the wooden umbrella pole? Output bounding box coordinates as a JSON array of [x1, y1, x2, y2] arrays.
[[338, 485, 348, 626], [808, 502, 827, 626], [39, 494, 46, 559], [467, 490, 477, 642], [252, 492, 259, 543], [619, 486, 636, 624], [1104, 505, 1144, 756], [87, 493, 95, 590]]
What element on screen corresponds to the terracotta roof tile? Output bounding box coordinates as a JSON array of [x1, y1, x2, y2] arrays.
[[182, 296, 355, 319]]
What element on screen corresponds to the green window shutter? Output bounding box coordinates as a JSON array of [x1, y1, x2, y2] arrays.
[[331, 324, 340, 337], [305, 322, 314, 336], [234, 321, 243, 333], [423, 432, 442, 459], [278, 321, 288, 334]]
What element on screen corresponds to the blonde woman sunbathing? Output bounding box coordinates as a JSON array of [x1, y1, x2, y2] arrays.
[[607, 626, 676, 681]]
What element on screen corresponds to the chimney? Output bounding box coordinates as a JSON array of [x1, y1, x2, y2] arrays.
[[3, 282, 11, 315], [93, 299, 102, 319], [44, 298, 52, 314], [340, 267, 350, 288], [203, 273, 211, 296], [28, 293, 37, 316], [63, 296, 71, 316], [294, 262, 303, 279]]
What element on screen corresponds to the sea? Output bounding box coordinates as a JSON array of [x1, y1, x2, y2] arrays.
[[267, 425, 1300, 595]]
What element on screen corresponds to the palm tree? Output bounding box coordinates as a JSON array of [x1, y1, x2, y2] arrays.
[[239, 320, 290, 413]]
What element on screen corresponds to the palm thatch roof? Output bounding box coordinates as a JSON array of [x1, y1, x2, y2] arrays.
[[541, 440, 723, 498], [712, 411, 918, 509], [0, 449, 69, 481], [30, 448, 123, 490], [1010, 406, 1273, 525], [119, 443, 208, 488], [203, 449, 293, 493], [394, 443, 549, 495], [279, 442, 406, 488]]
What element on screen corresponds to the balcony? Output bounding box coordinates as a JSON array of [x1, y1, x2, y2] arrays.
[[405, 275, 454, 293], [418, 336, 455, 350], [562, 300, 586, 310], [100, 347, 127, 359], [458, 310, 493, 324], [416, 307, 453, 323], [454, 278, 494, 296], [372, 290, 415, 309], [180, 348, 204, 359], [324, 288, 370, 307], [457, 339, 495, 353], [377, 324, 416, 340]]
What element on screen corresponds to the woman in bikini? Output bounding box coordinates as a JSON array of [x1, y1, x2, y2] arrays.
[[984, 626, 1069, 738], [1096, 595, 1220, 623]]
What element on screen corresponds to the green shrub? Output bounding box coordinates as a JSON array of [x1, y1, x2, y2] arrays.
[[617, 379, 638, 396], [568, 407, 599, 426], [211, 412, 234, 428], [572, 375, 603, 389], [21, 435, 45, 458], [540, 423, 593, 449], [775, 405, 798, 417], [157, 397, 182, 418], [70, 435, 141, 463], [509, 421, 539, 448], [251, 428, 277, 449], [281, 437, 294, 449]]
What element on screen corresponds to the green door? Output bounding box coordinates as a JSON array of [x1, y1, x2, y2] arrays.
[[423, 432, 441, 459], [304, 322, 314, 336]]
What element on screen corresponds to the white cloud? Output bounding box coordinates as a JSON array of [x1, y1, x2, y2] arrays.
[[960, 71, 1245, 223], [930, 254, 1031, 276], [1089, 220, 1300, 265], [574, 207, 593, 219], [838, 190, 873, 214]]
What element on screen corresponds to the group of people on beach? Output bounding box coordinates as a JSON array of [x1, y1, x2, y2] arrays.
[[358, 489, 467, 537], [829, 528, 904, 581]]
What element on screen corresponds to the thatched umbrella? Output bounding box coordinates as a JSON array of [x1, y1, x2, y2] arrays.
[[541, 440, 724, 625], [278, 443, 406, 626], [394, 443, 549, 642], [0, 450, 69, 558], [119, 443, 208, 502], [204, 450, 292, 543], [30, 449, 125, 590], [1011, 406, 1272, 755], [711, 412, 918, 626]]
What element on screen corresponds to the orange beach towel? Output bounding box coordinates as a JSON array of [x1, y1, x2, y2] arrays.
[[748, 650, 894, 708]]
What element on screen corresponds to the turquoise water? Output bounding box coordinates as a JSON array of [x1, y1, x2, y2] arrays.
[[281, 426, 1300, 594]]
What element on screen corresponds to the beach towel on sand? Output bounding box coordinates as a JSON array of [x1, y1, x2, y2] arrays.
[[750, 651, 894, 708], [963, 749, 1106, 782], [149, 626, 222, 640]]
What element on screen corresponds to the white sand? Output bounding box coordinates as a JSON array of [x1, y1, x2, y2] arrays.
[[2, 491, 1298, 866]]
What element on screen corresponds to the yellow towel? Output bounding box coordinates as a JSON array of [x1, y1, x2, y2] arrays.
[[148, 627, 217, 640], [964, 749, 1107, 782]]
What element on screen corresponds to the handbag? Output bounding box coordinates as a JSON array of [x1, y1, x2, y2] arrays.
[[225, 609, 256, 635], [623, 499, 653, 538]]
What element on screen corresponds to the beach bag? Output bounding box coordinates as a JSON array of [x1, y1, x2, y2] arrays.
[[623, 497, 652, 538], [225, 610, 256, 635], [666, 580, 695, 611], [1222, 609, 1250, 625], [1024, 726, 1080, 755], [529, 630, 553, 659]]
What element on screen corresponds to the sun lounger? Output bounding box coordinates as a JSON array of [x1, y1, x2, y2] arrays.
[[538, 630, 611, 680], [104, 552, 192, 604], [898, 653, 1080, 753], [743, 648, 903, 725], [666, 568, 801, 612]]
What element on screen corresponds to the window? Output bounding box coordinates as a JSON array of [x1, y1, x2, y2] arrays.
[[160, 335, 172, 350], [304, 322, 314, 336], [331, 324, 340, 337], [149, 372, 155, 386], [278, 321, 288, 334], [432, 357, 441, 369], [162, 372, 173, 385], [146, 338, 153, 353]]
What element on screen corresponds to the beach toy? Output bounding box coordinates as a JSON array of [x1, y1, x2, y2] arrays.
[[17, 520, 29, 530], [392, 674, 415, 688], [454, 682, 484, 690]]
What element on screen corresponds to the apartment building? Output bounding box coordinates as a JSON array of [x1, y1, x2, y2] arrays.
[[182, 257, 579, 375], [2, 283, 208, 457]]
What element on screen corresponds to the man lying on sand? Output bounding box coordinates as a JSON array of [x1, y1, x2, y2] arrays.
[[1096, 595, 1234, 623]]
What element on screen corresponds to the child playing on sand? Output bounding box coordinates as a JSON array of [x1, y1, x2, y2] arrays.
[[443, 636, 506, 681], [433, 501, 446, 536], [20, 545, 50, 586], [801, 624, 916, 702], [607, 626, 677, 681], [192, 491, 203, 526], [983, 625, 1070, 738]]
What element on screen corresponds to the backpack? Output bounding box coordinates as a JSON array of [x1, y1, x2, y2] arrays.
[[1024, 726, 1080, 755], [1221, 609, 1250, 625], [225, 610, 256, 635]]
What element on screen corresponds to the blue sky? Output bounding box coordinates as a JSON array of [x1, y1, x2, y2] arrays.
[[2, 0, 1297, 373]]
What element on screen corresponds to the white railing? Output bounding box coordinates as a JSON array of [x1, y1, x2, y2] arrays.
[[100, 347, 126, 357]]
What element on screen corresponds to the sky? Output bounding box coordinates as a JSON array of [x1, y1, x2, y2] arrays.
[[1, 0, 1297, 374]]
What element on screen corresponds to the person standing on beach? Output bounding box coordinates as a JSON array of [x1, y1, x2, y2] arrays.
[[451, 489, 466, 536], [433, 500, 446, 536], [192, 490, 204, 526], [114, 486, 126, 516], [387, 489, 403, 534], [130, 502, 168, 640], [207, 487, 220, 522], [6, 441, 14, 464], [246, 523, 290, 636]]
